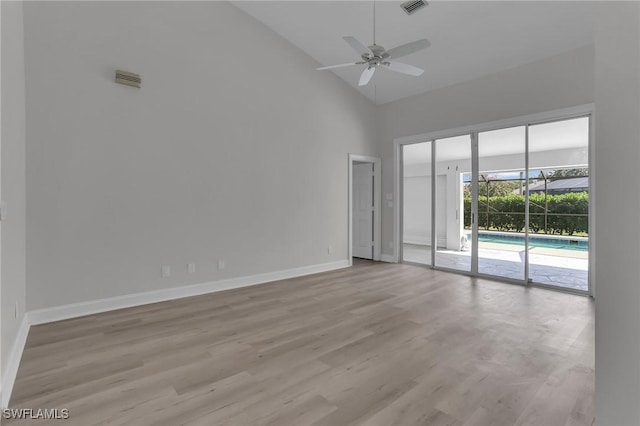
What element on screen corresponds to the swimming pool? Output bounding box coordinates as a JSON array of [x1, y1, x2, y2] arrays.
[[471, 232, 589, 251]]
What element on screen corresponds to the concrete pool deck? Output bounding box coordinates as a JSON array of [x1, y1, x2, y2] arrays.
[[402, 242, 588, 292]]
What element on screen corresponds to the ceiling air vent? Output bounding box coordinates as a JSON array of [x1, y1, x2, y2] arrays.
[[400, 0, 427, 15]]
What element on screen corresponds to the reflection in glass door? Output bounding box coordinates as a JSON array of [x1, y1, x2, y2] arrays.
[[434, 135, 472, 273], [477, 126, 526, 281], [402, 142, 433, 265]]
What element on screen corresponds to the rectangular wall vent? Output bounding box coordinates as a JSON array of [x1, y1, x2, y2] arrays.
[[400, 0, 427, 15], [115, 70, 141, 88]]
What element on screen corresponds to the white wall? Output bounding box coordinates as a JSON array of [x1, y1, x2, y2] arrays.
[[379, 45, 595, 257], [594, 3, 640, 425], [1, 0, 27, 393], [23, 1, 379, 311]]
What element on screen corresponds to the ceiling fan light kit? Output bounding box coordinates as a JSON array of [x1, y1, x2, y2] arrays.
[[316, 1, 430, 87]]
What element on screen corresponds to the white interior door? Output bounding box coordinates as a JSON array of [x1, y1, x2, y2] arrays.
[[353, 162, 374, 259]]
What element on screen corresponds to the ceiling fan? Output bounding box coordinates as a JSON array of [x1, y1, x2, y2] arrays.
[[316, 2, 431, 86]]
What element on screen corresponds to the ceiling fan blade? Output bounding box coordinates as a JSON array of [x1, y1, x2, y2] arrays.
[[317, 62, 363, 71], [387, 39, 431, 59], [359, 67, 376, 86], [343, 36, 373, 58], [383, 61, 424, 76]]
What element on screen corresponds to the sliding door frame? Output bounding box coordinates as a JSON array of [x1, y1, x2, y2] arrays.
[[394, 104, 594, 297], [471, 132, 479, 275], [398, 141, 435, 267]]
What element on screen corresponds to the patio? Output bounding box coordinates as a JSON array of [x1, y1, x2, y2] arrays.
[[402, 242, 588, 292]]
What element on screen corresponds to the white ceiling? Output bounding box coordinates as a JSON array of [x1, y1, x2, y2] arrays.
[[233, 1, 595, 104]]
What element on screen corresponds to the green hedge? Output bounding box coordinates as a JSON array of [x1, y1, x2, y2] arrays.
[[464, 191, 588, 235]]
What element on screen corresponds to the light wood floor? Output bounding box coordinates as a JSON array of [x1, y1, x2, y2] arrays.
[[7, 260, 594, 425]]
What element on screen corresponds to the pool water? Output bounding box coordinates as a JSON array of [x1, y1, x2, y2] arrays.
[[472, 233, 589, 251]]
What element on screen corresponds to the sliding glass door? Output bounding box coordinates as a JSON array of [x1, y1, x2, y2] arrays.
[[477, 126, 526, 281], [527, 117, 589, 291], [402, 142, 433, 265], [434, 135, 472, 273], [400, 114, 591, 293]]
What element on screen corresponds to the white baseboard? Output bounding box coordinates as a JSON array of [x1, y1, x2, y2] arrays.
[[1, 316, 30, 408], [403, 236, 429, 246], [28, 260, 350, 326], [404, 238, 447, 247], [380, 254, 397, 263]]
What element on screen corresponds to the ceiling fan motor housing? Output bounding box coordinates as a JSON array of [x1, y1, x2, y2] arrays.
[[364, 44, 390, 67]]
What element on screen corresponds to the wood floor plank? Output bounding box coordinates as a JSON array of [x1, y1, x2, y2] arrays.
[[6, 260, 594, 425]]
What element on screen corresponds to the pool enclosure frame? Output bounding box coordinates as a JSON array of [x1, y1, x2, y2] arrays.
[[475, 172, 588, 235], [393, 105, 594, 297]]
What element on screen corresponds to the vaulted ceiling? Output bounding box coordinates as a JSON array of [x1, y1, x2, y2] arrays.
[[233, 1, 595, 104]]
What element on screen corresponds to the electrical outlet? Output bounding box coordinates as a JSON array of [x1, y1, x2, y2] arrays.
[[328, 245, 333, 254], [218, 260, 225, 270], [187, 263, 196, 274], [162, 265, 171, 278]]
